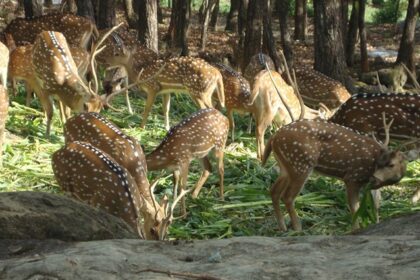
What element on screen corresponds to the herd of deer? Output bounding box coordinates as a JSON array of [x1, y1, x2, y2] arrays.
[[0, 14, 418, 240]]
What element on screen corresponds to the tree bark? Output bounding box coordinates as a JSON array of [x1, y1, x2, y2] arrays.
[[345, 0, 358, 66], [294, 0, 307, 41], [167, 0, 190, 56], [238, 0, 248, 36], [157, 0, 163, 23], [76, 0, 96, 23], [242, 0, 263, 71], [358, 0, 368, 72], [124, 0, 138, 29], [225, 0, 240, 32], [313, 0, 353, 91], [278, 0, 294, 67], [97, 0, 116, 29], [200, 0, 217, 51], [341, 0, 349, 47], [209, 0, 219, 30], [23, 0, 43, 18], [138, 0, 158, 53], [397, 0, 419, 74], [263, 1, 282, 72]]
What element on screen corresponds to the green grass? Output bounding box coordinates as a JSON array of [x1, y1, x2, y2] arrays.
[[1, 86, 419, 239]]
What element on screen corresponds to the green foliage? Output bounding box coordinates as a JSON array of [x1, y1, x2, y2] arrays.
[[372, 0, 404, 24], [2, 86, 419, 239], [371, 0, 385, 5]]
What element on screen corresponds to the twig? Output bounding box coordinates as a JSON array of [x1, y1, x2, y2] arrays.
[[136, 268, 225, 280]]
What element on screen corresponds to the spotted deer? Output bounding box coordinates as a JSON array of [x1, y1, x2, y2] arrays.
[[3, 13, 98, 49], [146, 108, 229, 215], [243, 53, 275, 86], [262, 118, 411, 231], [330, 92, 420, 143], [294, 66, 351, 110], [97, 34, 225, 130], [53, 140, 187, 240], [0, 41, 9, 87], [0, 85, 8, 165]]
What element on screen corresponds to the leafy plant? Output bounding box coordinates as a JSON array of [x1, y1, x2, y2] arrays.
[[372, 0, 404, 24]]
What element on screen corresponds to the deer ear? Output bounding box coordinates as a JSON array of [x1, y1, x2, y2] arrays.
[[376, 150, 393, 168]]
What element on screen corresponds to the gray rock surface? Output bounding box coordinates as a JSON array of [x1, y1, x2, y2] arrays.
[[0, 191, 137, 241], [355, 212, 420, 236]]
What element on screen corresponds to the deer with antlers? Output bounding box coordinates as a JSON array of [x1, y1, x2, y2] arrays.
[[3, 13, 98, 49], [54, 112, 188, 240], [146, 108, 229, 216], [262, 115, 411, 231]]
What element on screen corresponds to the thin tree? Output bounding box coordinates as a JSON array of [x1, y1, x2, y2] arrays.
[[200, 0, 217, 51], [97, 0, 116, 29], [124, 0, 138, 28], [209, 0, 220, 30], [358, 0, 368, 72], [76, 0, 96, 23], [345, 0, 358, 66], [278, 0, 294, 67], [313, 0, 353, 91], [167, 0, 191, 55], [397, 0, 420, 74], [138, 0, 158, 53], [294, 0, 307, 41], [23, 0, 43, 18], [225, 0, 240, 32]]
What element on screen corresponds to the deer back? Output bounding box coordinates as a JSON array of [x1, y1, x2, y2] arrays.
[[295, 66, 351, 109], [330, 93, 420, 140], [4, 14, 97, 48], [52, 141, 144, 232], [147, 108, 229, 171], [264, 120, 406, 186]]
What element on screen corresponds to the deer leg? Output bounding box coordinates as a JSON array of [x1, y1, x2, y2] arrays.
[[162, 94, 171, 131], [227, 109, 235, 141], [215, 148, 225, 200], [371, 189, 381, 223], [140, 93, 157, 128], [173, 170, 180, 201], [191, 156, 212, 199], [37, 92, 54, 137], [255, 116, 269, 161], [270, 175, 289, 231], [282, 173, 310, 231], [123, 76, 133, 115], [25, 82, 34, 106], [346, 182, 362, 230], [178, 162, 190, 218]]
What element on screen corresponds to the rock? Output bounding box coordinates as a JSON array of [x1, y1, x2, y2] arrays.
[[0, 191, 137, 241], [355, 212, 420, 236], [360, 64, 407, 92], [0, 235, 419, 279]]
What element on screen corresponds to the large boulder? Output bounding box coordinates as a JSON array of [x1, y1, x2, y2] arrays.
[[0, 191, 137, 241]]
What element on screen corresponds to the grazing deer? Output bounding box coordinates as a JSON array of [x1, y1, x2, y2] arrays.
[[52, 140, 187, 240], [3, 13, 98, 49], [0, 85, 8, 165], [262, 117, 411, 231], [243, 53, 275, 86], [97, 33, 225, 129], [0, 41, 9, 87], [330, 92, 420, 142], [294, 66, 351, 110], [62, 112, 189, 240], [146, 108, 229, 215]]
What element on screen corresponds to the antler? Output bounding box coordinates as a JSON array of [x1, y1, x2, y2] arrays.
[[372, 112, 394, 148]]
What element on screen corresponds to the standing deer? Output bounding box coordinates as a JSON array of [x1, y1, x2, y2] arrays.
[[53, 140, 187, 240], [0, 85, 8, 165], [330, 92, 420, 142], [262, 118, 410, 231], [3, 13, 98, 49], [243, 53, 275, 86], [294, 66, 351, 110], [146, 108, 229, 215]]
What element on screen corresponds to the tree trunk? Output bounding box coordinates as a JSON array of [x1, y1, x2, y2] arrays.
[[157, 0, 163, 23], [358, 0, 368, 72], [242, 0, 263, 71], [238, 0, 248, 36], [263, 1, 282, 72], [225, 0, 240, 32], [23, 0, 43, 18], [97, 0, 116, 29], [76, 0, 96, 23], [209, 0, 219, 30], [167, 0, 190, 56], [124, 0, 138, 29], [138, 0, 158, 53], [200, 0, 217, 51], [294, 0, 307, 41], [341, 0, 349, 47], [313, 0, 353, 91], [397, 0, 419, 74], [278, 0, 294, 67], [345, 0, 358, 66]]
